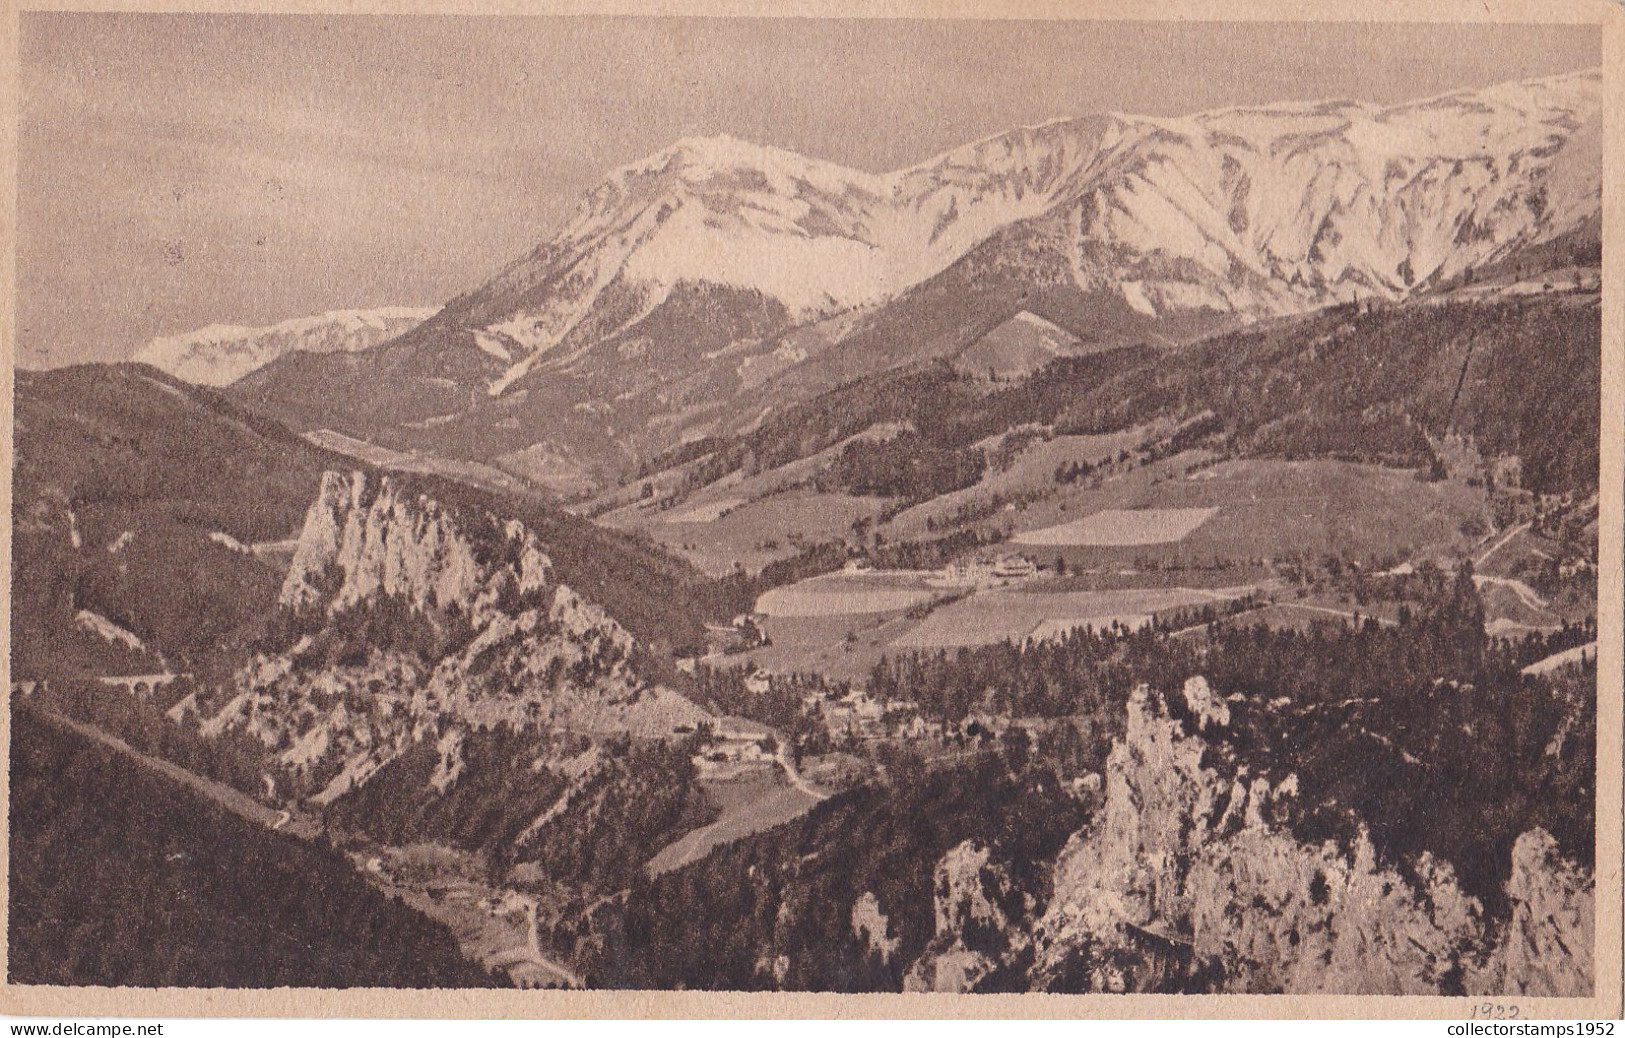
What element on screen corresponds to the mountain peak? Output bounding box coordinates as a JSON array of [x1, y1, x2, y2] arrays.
[[134, 307, 435, 386], [665, 132, 791, 167]]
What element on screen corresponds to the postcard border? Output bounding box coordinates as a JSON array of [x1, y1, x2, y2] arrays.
[[0, 0, 1620, 1020]]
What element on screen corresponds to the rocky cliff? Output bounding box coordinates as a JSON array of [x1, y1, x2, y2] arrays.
[[902, 840, 1030, 993], [906, 677, 1593, 995], [201, 471, 705, 810]]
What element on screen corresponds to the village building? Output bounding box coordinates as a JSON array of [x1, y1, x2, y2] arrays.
[[928, 552, 1040, 588], [992, 553, 1038, 579]]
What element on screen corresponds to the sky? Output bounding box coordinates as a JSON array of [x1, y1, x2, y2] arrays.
[[17, 15, 1601, 367]]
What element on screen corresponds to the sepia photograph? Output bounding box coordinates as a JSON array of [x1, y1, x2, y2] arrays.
[[3, 2, 1621, 1018]]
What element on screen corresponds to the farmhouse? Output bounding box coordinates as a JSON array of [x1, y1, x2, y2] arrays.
[[822, 689, 889, 733], [703, 613, 769, 653], [692, 719, 780, 777], [743, 669, 772, 695], [928, 552, 1039, 588], [928, 559, 986, 588], [992, 554, 1038, 579]]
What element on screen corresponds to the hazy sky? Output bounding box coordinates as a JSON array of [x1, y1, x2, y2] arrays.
[[18, 15, 1600, 366]]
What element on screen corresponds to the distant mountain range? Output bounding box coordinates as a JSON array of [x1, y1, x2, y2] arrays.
[[135, 308, 435, 386], [221, 70, 1600, 494]]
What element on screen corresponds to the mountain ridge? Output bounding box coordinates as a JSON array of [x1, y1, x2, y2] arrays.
[[135, 307, 436, 386], [232, 68, 1601, 493]]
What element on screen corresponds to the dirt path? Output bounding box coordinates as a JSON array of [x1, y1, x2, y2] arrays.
[[520, 896, 586, 988], [581, 889, 629, 919], [1521, 641, 1596, 677], [1473, 573, 1550, 611], [1476, 521, 1531, 568], [775, 750, 829, 801]]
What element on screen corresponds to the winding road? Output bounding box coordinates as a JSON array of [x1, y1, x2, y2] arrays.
[[775, 750, 829, 801], [518, 896, 586, 988]]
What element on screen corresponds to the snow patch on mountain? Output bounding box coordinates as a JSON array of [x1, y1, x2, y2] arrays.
[[135, 307, 435, 386]]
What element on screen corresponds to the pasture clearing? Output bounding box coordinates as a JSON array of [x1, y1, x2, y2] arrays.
[[1002, 458, 1488, 572], [1520, 641, 1596, 676], [757, 571, 941, 617], [1026, 615, 1153, 642], [720, 422, 911, 501], [665, 497, 747, 523], [890, 585, 1250, 649], [1476, 579, 1558, 632], [1012, 507, 1219, 547], [646, 772, 822, 877], [742, 610, 922, 683], [884, 425, 1159, 538], [646, 489, 889, 577], [1205, 599, 1400, 635]]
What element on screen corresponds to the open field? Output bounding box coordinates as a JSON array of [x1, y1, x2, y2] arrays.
[[745, 567, 1267, 670], [596, 423, 909, 572], [994, 457, 1488, 572], [884, 426, 1157, 537], [646, 770, 822, 877], [629, 489, 889, 577], [757, 571, 941, 617], [1027, 615, 1153, 641], [740, 610, 921, 683], [1013, 506, 1219, 547], [713, 421, 910, 500], [1521, 641, 1597, 677], [665, 497, 747, 523], [1041, 567, 1277, 591], [880, 447, 1488, 581], [890, 585, 1252, 649], [1204, 600, 1397, 635]]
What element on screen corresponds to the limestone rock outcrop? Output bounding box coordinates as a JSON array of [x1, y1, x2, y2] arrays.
[[1021, 682, 1592, 995], [899, 680, 1595, 996], [202, 471, 705, 808]]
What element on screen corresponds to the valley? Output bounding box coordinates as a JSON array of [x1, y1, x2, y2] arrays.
[[9, 64, 1603, 997]]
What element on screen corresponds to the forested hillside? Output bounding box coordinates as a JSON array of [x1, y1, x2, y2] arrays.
[[11, 364, 737, 684], [588, 752, 1088, 991], [647, 291, 1599, 509], [7, 706, 497, 988], [586, 568, 1595, 991]]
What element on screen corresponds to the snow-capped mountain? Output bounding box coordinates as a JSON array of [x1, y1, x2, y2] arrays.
[[450, 69, 1597, 394], [235, 69, 1601, 492], [135, 307, 435, 386]]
